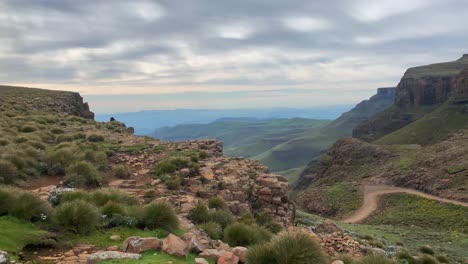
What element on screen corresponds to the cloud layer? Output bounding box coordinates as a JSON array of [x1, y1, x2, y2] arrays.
[[1, 0, 467, 111]]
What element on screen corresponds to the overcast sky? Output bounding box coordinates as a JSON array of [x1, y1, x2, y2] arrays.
[[1, 0, 467, 113]]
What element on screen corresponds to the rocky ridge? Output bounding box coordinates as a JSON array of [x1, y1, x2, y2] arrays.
[[354, 55, 468, 141]]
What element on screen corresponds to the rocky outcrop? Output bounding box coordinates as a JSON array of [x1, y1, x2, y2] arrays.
[[0, 85, 94, 119], [354, 55, 468, 141]]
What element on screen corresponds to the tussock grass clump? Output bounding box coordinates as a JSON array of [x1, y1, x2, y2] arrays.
[[141, 202, 179, 232], [0, 160, 18, 183], [200, 221, 222, 240], [247, 231, 327, 264], [208, 196, 228, 210], [20, 125, 38, 133], [53, 200, 101, 234], [208, 209, 236, 229], [0, 138, 10, 146], [223, 223, 272, 247], [188, 203, 210, 224], [50, 128, 65, 134], [416, 254, 439, 264], [0, 188, 51, 222], [112, 164, 132, 179], [90, 188, 139, 207], [419, 245, 435, 255], [101, 201, 127, 217], [87, 134, 105, 142], [435, 255, 449, 263], [64, 161, 103, 188]]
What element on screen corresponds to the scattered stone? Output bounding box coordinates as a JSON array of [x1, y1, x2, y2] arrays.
[[110, 235, 122, 241], [217, 251, 239, 264], [123, 236, 161, 253], [232, 247, 247, 263], [188, 235, 206, 253], [162, 234, 188, 257], [87, 251, 142, 263], [107, 246, 119, 251], [199, 249, 224, 261], [0, 250, 8, 264], [332, 261, 345, 264], [195, 258, 209, 264]]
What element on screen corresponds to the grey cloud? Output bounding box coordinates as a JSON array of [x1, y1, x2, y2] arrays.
[[0, 0, 466, 93]]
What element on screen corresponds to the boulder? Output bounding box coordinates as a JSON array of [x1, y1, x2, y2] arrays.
[[199, 249, 224, 261], [232, 247, 247, 263], [87, 251, 141, 263], [0, 250, 8, 264], [315, 219, 343, 234], [195, 258, 209, 264], [217, 251, 239, 264], [110, 235, 122, 241], [188, 235, 206, 253], [332, 261, 345, 264], [162, 234, 188, 257], [123, 236, 161, 253]]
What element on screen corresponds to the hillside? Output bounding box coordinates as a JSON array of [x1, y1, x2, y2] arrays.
[[354, 54, 468, 141], [0, 86, 296, 263], [294, 58, 468, 263], [153, 88, 395, 179]]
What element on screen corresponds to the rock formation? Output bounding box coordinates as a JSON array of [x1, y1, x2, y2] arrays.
[[354, 55, 468, 141]]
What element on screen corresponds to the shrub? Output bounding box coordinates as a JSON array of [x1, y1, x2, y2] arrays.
[[247, 243, 276, 264], [48, 148, 76, 168], [59, 190, 89, 204], [248, 231, 327, 264], [83, 150, 108, 171], [141, 202, 178, 232], [435, 255, 449, 263], [189, 203, 210, 224], [356, 255, 398, 264], [7, 191, 51, 222], [104, 214, 138, 228], [65, 161, 103, 188], [0, 188, 16, 215], [0, 139, 9, 146], [47, 163, 65, 176], [87, 134, 105, 142], [0, 160, 17, 183], [208, 197, 228, 210], [416, 255, 439, 264], [50, 128, 65, 134], [256, 213, 283, 233], [53, 200, 101, 234], [90, 189, 139, 207], [200, 222, 223, 240], [101, 201, 126, 217], [20, 125, 37, 133], [209, 209, 236, 229], [224, 223, 272, 247], [419, 245, 434, 255], [239, 213, 257, 225], [112, 164, 131, 179], [165, 176, 182, 190]]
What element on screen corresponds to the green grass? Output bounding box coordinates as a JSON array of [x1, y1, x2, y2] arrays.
[[100, 251, 215, 264], [64, 227, 169, 247], [364, 193, 468, 232], [376, 104, 468, 145], [315, 183, 362, 218], [0, 216, 49, 252]]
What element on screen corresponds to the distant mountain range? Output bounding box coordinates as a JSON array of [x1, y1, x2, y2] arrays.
[[151, 88, 396, 182], [95, 106, 354, 135]]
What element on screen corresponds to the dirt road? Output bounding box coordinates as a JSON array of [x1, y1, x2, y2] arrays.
[[343, 185, 468, 224]]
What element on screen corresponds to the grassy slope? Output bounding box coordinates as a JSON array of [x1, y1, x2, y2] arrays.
[[0, 216, 48, 252], [376, 103, 468, 145], [365, 193, 468, 232]]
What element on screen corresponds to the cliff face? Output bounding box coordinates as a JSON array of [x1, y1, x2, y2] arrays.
[[353, 55, 468, 141], [0, 85, 94, 119]]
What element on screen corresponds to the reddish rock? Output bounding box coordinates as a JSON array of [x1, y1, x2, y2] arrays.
[[195, 258, 209, 264], [199, 249, 224, 261], [217, 251, 239, 264], [162, 234, 188, 257], [123, 236, 161, 253], [232, 247, 247, 263]]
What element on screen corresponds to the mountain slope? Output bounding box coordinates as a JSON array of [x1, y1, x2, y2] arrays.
[[354, 54, 468, 141]]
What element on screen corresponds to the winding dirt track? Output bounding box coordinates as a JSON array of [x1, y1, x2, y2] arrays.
[[343, 185, 468, 224]]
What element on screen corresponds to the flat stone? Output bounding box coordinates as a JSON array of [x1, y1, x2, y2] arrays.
[[87, 251, 142, 264], [195, 258, 209, 264]]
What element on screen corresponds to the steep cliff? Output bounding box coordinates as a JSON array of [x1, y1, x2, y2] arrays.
[[354, 55, 468, 141], [0, 85, 94, 119]]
